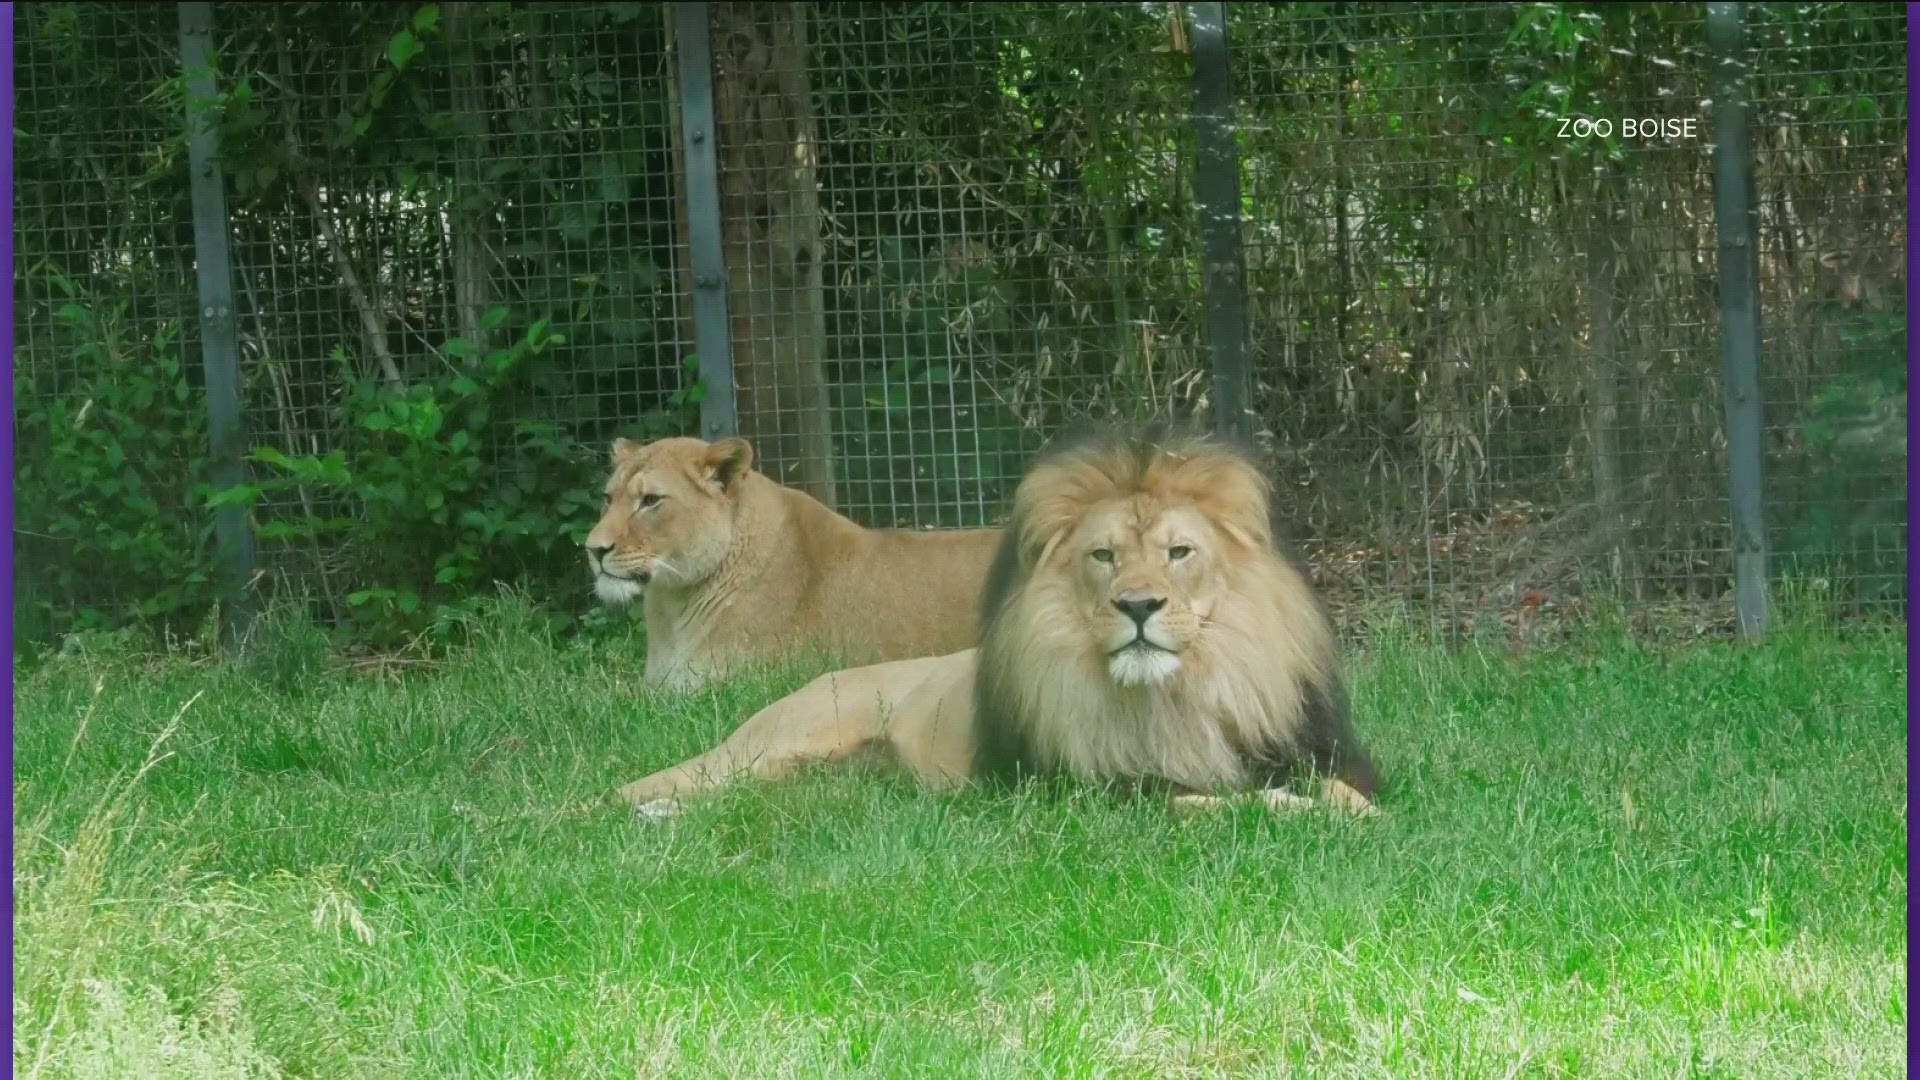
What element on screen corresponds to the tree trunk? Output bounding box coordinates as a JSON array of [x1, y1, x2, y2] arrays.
[[708, 2, 835, 505]]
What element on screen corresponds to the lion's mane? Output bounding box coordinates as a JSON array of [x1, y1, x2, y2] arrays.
[[971, 423, 1379, 800]]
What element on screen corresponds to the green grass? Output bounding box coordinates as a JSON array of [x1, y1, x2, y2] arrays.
[[13, 600, 1908, 1078]]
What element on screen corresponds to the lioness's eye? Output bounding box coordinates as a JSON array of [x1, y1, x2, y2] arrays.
[[1168, 545, 1193, 561], [639, 494, 664, 510], [1090, 548, 1115, 564]]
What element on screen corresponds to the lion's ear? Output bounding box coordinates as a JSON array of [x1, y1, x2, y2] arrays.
[[704, 437, 754, 490], [611, 437, 641, 463]]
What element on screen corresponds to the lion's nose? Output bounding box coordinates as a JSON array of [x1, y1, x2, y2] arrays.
[[1112, 595, 1166, 627], [586, 541, 613, 560]]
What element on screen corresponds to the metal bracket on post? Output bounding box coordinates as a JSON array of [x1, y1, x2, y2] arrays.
[[178, 1, 258, 645], [1708, 2, 1771, 640], [670, 1, 740, 442], [1188, 2, 1253, 447]]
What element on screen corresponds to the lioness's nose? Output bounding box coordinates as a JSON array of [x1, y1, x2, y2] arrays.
[[1113, 595, 1166, 626], [586, 541, 613, 559]]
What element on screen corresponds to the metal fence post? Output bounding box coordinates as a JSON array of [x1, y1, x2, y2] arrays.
[[1707, 2, 1770, 639], [1188, 2, 1253, 446], [178, 2, 258, 645], [670, 2, 740, 442]]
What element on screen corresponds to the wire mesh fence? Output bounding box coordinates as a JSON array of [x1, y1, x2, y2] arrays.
[[12, 2, 1907, 650]]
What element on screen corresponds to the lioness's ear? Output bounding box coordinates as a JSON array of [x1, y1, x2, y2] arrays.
[[1010, 482, 1080, 570], [1014, 513, 1071, 570], [704, 437, 754, 490], [1215, 518, 1263, 554], [1029, 529, 1067, 570], [611, 437, 641, 463]]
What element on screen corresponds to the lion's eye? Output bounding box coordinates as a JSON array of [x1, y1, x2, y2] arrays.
[[1168, 545, 1193, 561], [639, 494, 664, 510], [1090, 548, 1115, 564]]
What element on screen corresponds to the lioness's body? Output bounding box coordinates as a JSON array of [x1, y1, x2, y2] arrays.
[[614, 643, 1374, 817], [615, 425, 1381, 819], [585, 436, 1001, 691], [616, 650, 981, 807]]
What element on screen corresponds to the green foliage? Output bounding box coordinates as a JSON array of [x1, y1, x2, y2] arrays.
[[241, 311, 610, 649], [13, 271, 217, 645], [12, 1, 1909, 648], [207, 2, 689, 418], [824, 235, 1043, 527], [834, 368, 1041, 530], [813, 1, 1202, 437], [1774, 308, 1907, 611], [15, 2, 700, 649]]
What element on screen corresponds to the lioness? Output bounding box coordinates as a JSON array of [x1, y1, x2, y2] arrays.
[[614, 424, 1380, 818], [584, 435, 1002, 691]]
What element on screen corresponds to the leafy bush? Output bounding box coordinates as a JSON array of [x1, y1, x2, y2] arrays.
[[243, 312, 614, 650], [14, 274, 218, 647]]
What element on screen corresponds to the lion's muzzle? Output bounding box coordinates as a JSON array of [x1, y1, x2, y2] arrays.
[[1103, 590, 1184, 686], [1112, 593, 1166, 628], [1105, 590, 1177, 653], [593, 570, 646, 605], [587, 541, 652, 604]]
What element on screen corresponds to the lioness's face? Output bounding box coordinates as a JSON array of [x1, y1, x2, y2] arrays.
[[1052, 500, 1227, 688], [583, 436, 754, 604]]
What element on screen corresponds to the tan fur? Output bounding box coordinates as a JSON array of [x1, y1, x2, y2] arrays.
[[613, 427, 1379, 821], [615, 649, 980, 810], [583, 436, 1001, 691], [972, 429, 1342, 795]]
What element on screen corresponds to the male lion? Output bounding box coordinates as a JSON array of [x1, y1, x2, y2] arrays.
[[613, 425, 1380, 819], [584, 435, 1002, 690]]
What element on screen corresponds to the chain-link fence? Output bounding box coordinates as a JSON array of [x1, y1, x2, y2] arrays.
[[13, 2, 1907, 649]]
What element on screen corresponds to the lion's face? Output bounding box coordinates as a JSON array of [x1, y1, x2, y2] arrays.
[[583, 436, 754, 604], [973, 426, 1365, 802], [1044, 499, 1235, 688]]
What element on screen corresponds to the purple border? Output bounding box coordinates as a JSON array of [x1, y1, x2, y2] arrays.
[[3, 0, 17, 1045]]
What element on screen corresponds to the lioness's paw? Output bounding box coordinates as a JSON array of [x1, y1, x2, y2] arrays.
[[1168, 793, 1228, 817], [1257, 788, 1317, 814], [632, 798, 684, 823], [1320, 779, 1384, 818]]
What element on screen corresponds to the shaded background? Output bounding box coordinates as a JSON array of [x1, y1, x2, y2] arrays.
[[13, 2, 1906, 651]]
